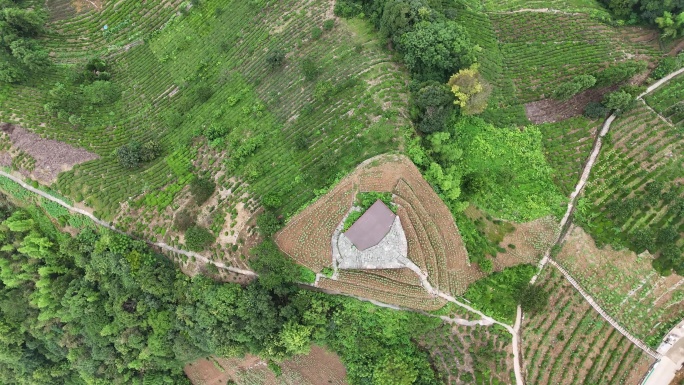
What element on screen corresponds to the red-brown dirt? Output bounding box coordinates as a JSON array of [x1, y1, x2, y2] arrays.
[[0, 123, 99, 184], [276, 154, 481, 309], [183, 346, 348, 385]]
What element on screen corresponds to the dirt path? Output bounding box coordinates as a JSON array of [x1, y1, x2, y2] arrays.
[[524, 68, 684, 365], [0, 169, 256, 277]]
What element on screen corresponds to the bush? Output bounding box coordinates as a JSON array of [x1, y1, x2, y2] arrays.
[[602, 90, 636, 113], [516, 284, 549, 314], [584, 102, 610, 119], [551, 75, 596, 100], [174, 210, 195, 231], [196, 86, 213, 102], [323, 19, 335, 31], [266, 49, 286, 68], [185, 226, 215, 251], [256, 211, 282, 236], [653, 55, 683, 79], [301, 58, 320, 81], [334, 1, 362, 17], [343, 210, 363, 231], [311, 27, 322, 40], [190, 176, 216, 205], [140, 140, 162, 162], [595, 61, 647, 86], [116, 141, 142, 168], [81, 80, 120, 105]]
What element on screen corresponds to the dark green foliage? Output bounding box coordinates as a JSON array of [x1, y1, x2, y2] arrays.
[[81, 80, 120, 105], [516, 284, 549, 314], [584, 101, 610, 119], [311, 27, 323, 40], [174, 209, 195, 231], [599, 0, 683, 25], [301, 58, 320, 81], [464, 264, 537, 323], [400, 21, 476, 81], [0, 2, 50, 83], [323, 19, 335, 31], [551, 75, 596, 100], [116, 140, 161, 168], [250, 240, 314, 292], [411, 81, 455, 133], [334, 0, 363, 18], [356, 191, 394, 211], [185, 225, 215, 250], [256, 210, 282, 236], [603, 90, 636, 113], [196, 85, 213, 102], [594, 61, 647, 87], [266, 49, 286, 68], [190, 176, 215, 205], [653, 55, 684, 79], [116, 141, 143, 168]]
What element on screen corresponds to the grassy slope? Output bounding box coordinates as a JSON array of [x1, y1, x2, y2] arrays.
[[0, 0, 409, 233]]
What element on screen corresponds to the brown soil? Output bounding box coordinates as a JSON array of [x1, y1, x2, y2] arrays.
[[0, 123, 99, 184], [276, 154, 478, 307], [495, 216, 559, 270], [525, 85, 618, 124], [184, 346, 348, 385]]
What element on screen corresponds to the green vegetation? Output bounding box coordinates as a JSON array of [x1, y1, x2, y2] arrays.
[[0, 0, 51, 83], [464, 264, 538, 323], [0, 196, 441, 384]]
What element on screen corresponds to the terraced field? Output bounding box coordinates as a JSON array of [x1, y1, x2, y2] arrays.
[[480, 0, 610, 14], [538, 116, 600, 195], [556, 225, 684, 347], [645, 72, 684, 129], [580, 103, 683, 248], [278, 155, 495, 309], [522, 267, 654, 385], [419, 323, 515, 385], [0, 0, 410, 263], [490, 12, 659, 104]]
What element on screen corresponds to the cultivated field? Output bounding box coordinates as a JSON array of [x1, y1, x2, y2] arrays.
[[581, 103, 683, 257], [184, 346, 348, 385], [0, 0, 409, 263], [419, 323, 516, 385], [556, 225, 684, 346], [521, 266, 655, 385], [645, 72, 684, 129], [277, 155, 493, 310]]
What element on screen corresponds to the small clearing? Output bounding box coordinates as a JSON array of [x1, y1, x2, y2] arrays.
[[0, 123, 99, 184], [183, 346, 348, 385]]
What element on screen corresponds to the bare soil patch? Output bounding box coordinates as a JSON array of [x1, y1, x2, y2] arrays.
[[495, 216, 559, 269], [0, 123, 99, 184], [525, 85, 618, 124], [184, 346, 348, 385]]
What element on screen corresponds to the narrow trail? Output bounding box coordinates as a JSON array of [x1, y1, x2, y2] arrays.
[[524, 67, 684, 363], [0, 169, 256, 277]]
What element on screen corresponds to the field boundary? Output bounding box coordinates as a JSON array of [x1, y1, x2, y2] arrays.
[[527, 67, 684, 364]]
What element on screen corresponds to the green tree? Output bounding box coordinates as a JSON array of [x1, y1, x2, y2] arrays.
[[184, 226, 215, 251], [400, 20, 476, 80], [447, 64, 492, 114], [517, 284, 549, 314], [190, 176, 215, 205], [602, 90, 636, 113]]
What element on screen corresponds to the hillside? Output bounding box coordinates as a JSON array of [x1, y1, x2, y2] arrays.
[[1, 0, 684, 384]]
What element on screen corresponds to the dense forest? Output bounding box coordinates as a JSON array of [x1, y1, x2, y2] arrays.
[[0, 195, 443, 384]]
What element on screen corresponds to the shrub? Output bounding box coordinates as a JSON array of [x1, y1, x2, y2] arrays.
[[266, 49, 286, 68], [551, 75, 596, 100], [343, 210, 363, 231], [311, 27, 322, 40], [196, 85, 213, 102], [190, 176, 216, 205], [174, 209, 195, 231], [185, 226, 215, 251], [595, 61, 647, 86], [81, 80, 120, 105], [516, 284, 549, 314], [140, 140, 162, 162], [653, 55, 683, 79], [256, 211, 282, 236], [301, 58, 320, 81], [602, 90, 636, 113], [116, 141, 142, 168], [323, 19, 335, 31], [205, 124, 229, 141], [584, 102, 610, 119], [334, 1, 362, 17]]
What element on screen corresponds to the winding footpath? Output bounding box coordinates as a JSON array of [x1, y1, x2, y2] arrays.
[[0, 169, 256, 276], [1, 68, 683, 385]]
